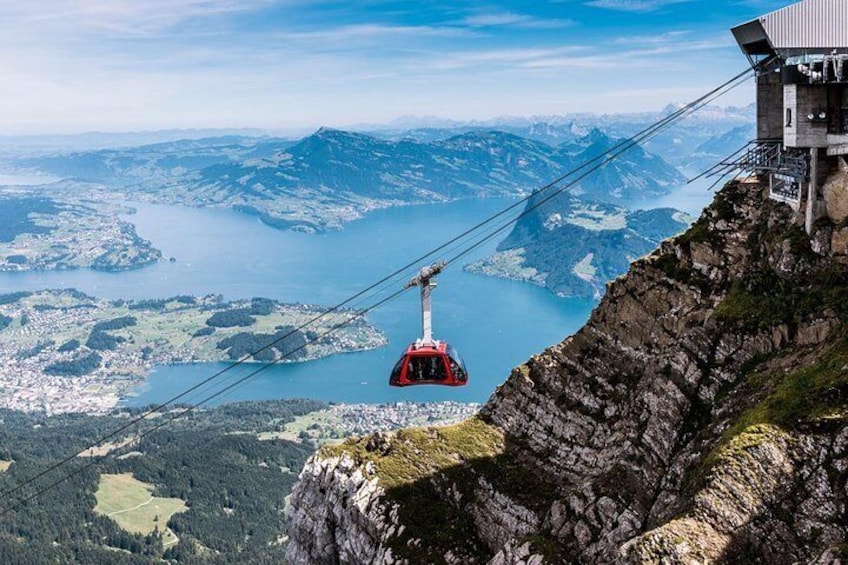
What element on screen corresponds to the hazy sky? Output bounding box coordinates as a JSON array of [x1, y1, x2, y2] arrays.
[[0, 0, 790, 134]]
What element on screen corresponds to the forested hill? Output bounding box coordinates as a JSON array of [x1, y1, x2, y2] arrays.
[[154, 128, 684, 225], [467, 193, 691, 298], [0, 400, 323, 564]]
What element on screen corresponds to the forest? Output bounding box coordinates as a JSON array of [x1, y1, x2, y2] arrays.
[[0, 399, 326, 563], [215, 326, 308, 361], [43, 352, 103, 377], [0, 197, 58, 243]]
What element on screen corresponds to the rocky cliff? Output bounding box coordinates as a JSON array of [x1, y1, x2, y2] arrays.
[[286, 178, 848, 564]]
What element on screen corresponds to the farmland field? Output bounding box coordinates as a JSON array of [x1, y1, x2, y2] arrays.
[[94, 473, 187, 547]]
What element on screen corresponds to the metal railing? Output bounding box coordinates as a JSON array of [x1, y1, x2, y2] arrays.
[[729, 141, 809, 182]]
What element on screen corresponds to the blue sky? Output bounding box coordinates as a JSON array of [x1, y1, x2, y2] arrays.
[[0, 0, 791, 134]]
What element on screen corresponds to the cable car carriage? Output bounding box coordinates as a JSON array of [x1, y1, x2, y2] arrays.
[[389, 262, 468, 387]]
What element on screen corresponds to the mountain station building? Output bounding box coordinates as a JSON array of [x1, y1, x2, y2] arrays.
[[732, 0, 848, 232]]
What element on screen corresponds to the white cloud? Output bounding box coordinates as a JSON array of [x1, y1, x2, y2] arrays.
[[427, 47, 583, 70], [0, 0, 754, 134], [585, 0, 692, 12], [283, 23, 472, 43], [460, 12, 575, 30], [3, 0, 274, 35]]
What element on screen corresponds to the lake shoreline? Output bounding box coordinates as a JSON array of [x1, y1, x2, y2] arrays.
[[0, 197, 608, 408]]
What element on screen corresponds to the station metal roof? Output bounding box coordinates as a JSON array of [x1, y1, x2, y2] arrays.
[[732, 0, 848, 58]]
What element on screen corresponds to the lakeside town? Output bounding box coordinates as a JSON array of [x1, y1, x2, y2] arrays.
[[271, 401, 483, 446], [0, 289, 386, 415]]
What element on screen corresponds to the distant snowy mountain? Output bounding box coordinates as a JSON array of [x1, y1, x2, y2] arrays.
[[367, 104, 754, 133], [371, 104, 755, 171]]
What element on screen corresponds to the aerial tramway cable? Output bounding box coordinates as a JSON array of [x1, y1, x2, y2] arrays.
[[0, 67, 754, 516]]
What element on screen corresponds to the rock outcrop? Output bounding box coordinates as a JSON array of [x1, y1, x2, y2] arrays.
[[824, 157, 848, 223], [286, 179, 848, 564]]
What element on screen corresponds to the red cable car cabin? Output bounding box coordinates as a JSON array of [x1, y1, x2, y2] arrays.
[[389, 261, 469, 387], [389, 341, 468, 387]]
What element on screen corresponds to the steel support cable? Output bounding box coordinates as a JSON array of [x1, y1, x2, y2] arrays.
[[0, 67, 754, 508], [128, 66, 760, 428], [0, 67, 753, 509], [687, 140, 755, 185], [384, 67, 757, 284], [439, 71, 755, 269]]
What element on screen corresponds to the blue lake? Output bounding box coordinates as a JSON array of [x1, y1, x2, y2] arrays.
[[0, 197, 604, 406]]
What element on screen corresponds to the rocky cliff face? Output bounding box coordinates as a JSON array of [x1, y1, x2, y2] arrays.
[[286, 179, 848, 564]]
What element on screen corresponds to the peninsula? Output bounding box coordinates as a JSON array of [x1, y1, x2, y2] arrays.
[[0, 290, 386, 415], [0, 195, 161, 272]]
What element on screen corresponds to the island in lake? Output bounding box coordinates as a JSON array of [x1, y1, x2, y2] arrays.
[[0, 194, 161, 272], [0, 290, 386, 415]]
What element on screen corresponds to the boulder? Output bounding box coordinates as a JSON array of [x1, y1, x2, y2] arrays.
[[823, 157, 848, 222]]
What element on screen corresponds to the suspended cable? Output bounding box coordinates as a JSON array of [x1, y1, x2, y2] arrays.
[[0, 67, 754, 513], [0, 288, 408, 518], [687, 140, 753, 185], [440, 70, 755, 268]]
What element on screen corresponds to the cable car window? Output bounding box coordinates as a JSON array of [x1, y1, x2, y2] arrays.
[[408, 354, 447, 382], [390, 355, 406, 382], [447, 345, 467, 372], [447, 345, 468, 382]]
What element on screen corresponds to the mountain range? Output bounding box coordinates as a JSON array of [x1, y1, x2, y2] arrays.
[[16, 127, 686, 232]]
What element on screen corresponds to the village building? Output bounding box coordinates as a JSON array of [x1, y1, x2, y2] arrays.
[[732, 0, 848, 232]]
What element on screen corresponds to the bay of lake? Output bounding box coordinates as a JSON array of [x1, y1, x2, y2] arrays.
[[0, 186, 711, 407]]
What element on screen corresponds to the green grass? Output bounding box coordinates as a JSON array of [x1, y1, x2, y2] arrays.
[[94, 473, 187, 548], [323, 417, 556, 563], [733, 340, 848, 430], [323, 417, 505, 490], [714, 264, 848, 331], [676, 218, 712, 246], [672, 181, 747, 247], [257, 409, 341, 444], [324, 418, 506, 562], [702, 336, 848, 474]]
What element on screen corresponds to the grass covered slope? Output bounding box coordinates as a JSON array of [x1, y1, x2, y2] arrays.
[[293, 416, 555, 564], [95, 473, 187, 547]]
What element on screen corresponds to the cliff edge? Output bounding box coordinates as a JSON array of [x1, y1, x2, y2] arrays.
[[286, 179, 848, 564]]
